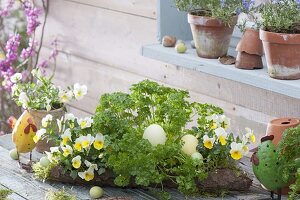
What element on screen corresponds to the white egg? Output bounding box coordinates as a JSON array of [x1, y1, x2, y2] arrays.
[[143, 124, 167, 146], [181, 134, 199, 155]]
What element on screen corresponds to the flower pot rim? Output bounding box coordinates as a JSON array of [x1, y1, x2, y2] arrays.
[[28, 106, 66, 113], [268, 118, 300, 127], [259, 29, 300, 45], [188, 12, 237, 27]]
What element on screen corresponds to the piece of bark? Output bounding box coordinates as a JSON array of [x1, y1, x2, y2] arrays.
[[49, 167, 252, 192], [219, 56, 236, 65]]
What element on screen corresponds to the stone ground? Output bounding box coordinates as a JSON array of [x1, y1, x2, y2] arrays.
[[0, 134, 287, 200]]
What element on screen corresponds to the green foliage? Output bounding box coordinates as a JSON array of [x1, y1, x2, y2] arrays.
[[289, 168, 300, 200], [259, 0, 300, 33], [93, 80, 245, 196], [278, 125, 300, 182], [0, 188, 13, 200], [45, 189, 76, 200], [173, 0, 242, 24], [32, 162, 57, 182]]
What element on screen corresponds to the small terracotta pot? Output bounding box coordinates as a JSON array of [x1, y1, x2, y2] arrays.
[[235, 52, 263, 70], [236, 28, 263, 55], [29, 107, 66, 153], [260, 30, 300, 80], [266, 118, 300, 146], [188, 11, 237, 58]]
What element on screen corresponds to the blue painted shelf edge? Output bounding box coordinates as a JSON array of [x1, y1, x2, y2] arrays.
[[141, 43, 300, 100]]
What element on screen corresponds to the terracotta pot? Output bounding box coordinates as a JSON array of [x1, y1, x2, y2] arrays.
[[266, 118, 300, 146], [236, 28, 263, 55], [260, 30, 300, 80], [235, 52, 263, 70], [29, 107, 66, 153], [188, 12, 237, 58]]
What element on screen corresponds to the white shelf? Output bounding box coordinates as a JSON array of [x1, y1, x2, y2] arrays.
[[141, 43, 300, 100]]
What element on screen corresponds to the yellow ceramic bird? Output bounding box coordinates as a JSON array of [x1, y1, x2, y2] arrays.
[[12, 111, 37, 154]]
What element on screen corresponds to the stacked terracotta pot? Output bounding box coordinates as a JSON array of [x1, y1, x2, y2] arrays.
[[235, 28, 263, 70]]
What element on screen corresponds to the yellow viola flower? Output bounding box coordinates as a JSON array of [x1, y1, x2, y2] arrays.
[[93, 134, 104, 150], [78, 167, 94, 181], [33, 128, 46, 143], [41, 114, 53, 128], [74, 137, 84, 151], [245, 127, 256, 143], [214, 127, 228, 146], [61, 128, 72, 145], [61, 145, 73, 157], [72, 155, 82, 169], [81, 134, 94, 149], [78, 117, 93, 129], [58, 89, 73, 103], [206, 114, 219, 130], [203, 135, 215, 149], [230, 142, 243, 160]]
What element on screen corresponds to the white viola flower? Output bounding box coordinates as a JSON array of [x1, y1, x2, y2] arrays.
[[81, 134, 95, 149], [78, 167, 94, 181], [61, 145, 73, 157], [72, 155, 82, 169], [10, 73, 22, 83], [57, 117, 64, 133], [73, 83, 87, 100], [219, 115, 231, 130], [61, 128, 72, 145], [45, 151, 54, 163], [230, 142, 244, 160], [74, 136, 84, 152], [214, 127, 228, 146], [93, 133, 104, 150], [203, 135, 215, 150], [84, 160, 98, 171], [205, 114, 220, 129], [64, 113, 76, 122], [50, 146, 60, 153], [78, 117, 93, 129], [33, 128, 47, 143], [245, 127, 256, 143], [59, 89, 73, 103], [31, 68, 42, 78], [241, 136, 250, 155], [98, 153, 104, 159], [18, 92, 29, 109], [42, 114, 53, 127]]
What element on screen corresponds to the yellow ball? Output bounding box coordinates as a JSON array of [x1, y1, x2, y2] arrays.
[[9, 149, 19, 160], [89, 186, 103, 199], [181, 134, 198, 155], [143, 124, 167, 146]]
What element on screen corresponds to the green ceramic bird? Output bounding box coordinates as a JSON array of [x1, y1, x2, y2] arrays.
[[251, 135, 289, 200]]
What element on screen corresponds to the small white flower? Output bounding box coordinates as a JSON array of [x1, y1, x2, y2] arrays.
[[42, 114, 53, 127], [84, 160, 98, 171], [65, 113, 76, 122], [219, 115, 231, 129], [77, 117, 93, 129], [81, 134, 95, 148], [59, 89, 73, 103], [33, 128, 47, 143], [230, 142, 244, 160], [61, 145, 73, 157], [50, 146, 60, 153], [73, 83, 87, 100], [72, 155, 82, 169], [18, 92, 29, 109], [98, 153, 104, 159], [45, 151, 55, 163], [11, 84, 19, 95], [245, 127, 256, 143], [10, 73, 22, 83], [214, 127, 228, 145], [203, 135, 215, 149], [61, 128, 72, 145], [31, 68, 42, 78], [57, 117, 64, 133], [46, 104, 51, 112], [78, 167, 94, 181]]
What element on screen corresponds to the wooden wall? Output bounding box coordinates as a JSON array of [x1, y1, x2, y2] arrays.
[[41, 0, 300, 140]]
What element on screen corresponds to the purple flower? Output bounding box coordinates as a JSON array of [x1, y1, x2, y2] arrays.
[[20, 38, 38, 59], [220, 0, 226, 8], [242, 0, 255, 11], [0, 0, 15, 17], [22, 0, 43, 35]]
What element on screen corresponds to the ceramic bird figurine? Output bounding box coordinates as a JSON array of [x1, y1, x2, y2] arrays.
[[251, 135, 293, 200], [11, 111, 37, 169]]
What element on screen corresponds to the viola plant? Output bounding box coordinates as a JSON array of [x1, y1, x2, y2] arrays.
[[174, 0, 253, 24], [36, 112, 106, 181], [10, 68, 87, 111]]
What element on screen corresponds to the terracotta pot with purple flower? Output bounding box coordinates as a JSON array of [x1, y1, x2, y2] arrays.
[[174, 0, 244, 58], [259, 0, 300, 80]]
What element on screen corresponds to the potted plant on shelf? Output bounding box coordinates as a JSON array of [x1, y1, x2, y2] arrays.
[[11, 69, 87, 153], [174, 0, 245, 58], [259, 0, 300, 80], [236, 1, 264, 70]]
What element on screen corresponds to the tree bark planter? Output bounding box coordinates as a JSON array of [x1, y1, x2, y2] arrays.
[[188, 11, 237, 59], [236, 28, 263, 70], [48, 166, 252, 192], [266, 118, 300, 146], [29, 107, 65, 153], [260, 30, 300, 80]]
